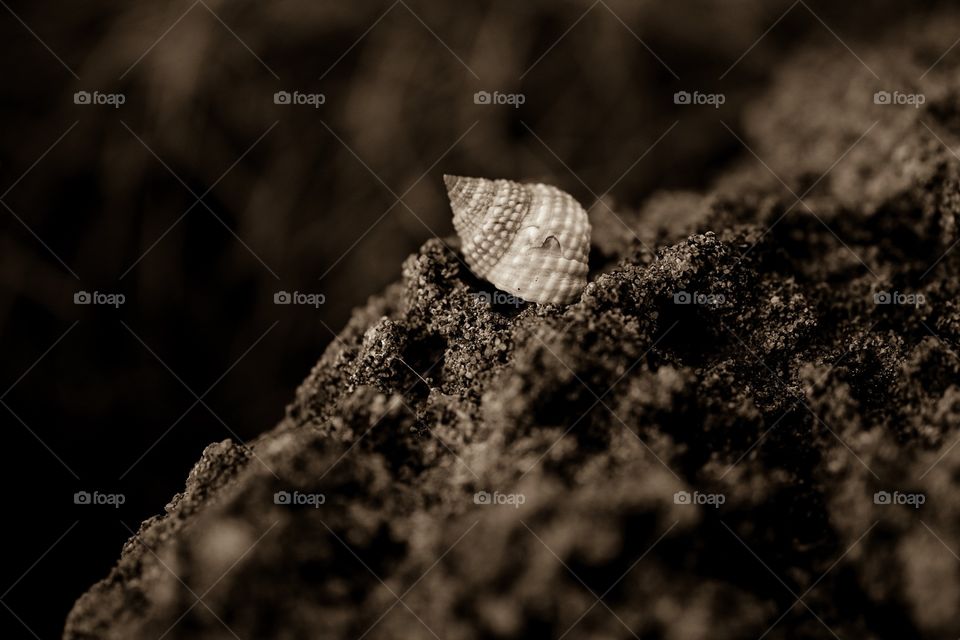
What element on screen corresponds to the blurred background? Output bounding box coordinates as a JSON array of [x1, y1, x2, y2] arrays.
[[0, 0, 941, 635]]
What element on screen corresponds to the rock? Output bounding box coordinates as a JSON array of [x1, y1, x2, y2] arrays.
[[66, 13, 960, 640]]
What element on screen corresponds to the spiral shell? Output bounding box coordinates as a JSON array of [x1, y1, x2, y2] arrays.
[[444, 175, 591, 305]]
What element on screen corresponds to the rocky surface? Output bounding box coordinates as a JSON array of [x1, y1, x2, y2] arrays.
[[66, 14, 960, 640]]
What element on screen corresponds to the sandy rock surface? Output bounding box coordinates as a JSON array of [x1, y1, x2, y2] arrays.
[[66, 15, 960, 640]]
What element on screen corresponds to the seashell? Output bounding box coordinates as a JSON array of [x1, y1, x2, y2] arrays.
[[444, 175, 591, 305]]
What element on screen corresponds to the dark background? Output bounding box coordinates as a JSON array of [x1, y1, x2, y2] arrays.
[[0, 0, 941, 637]]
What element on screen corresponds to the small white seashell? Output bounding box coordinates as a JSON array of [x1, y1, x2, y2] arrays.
[[444, 175, 591, 305]]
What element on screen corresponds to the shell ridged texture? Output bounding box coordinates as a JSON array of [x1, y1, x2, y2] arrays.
[[444, 175, 591, 305]]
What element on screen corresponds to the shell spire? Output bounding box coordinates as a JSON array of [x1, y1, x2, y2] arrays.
[[444, 175, 590, 305]]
